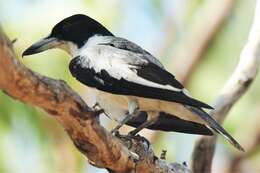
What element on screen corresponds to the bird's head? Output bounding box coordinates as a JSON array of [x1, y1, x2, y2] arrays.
[[22, 14, 113, 57]]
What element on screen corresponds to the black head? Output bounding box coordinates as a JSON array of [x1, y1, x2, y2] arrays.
[[50, 14, 113, 47], [22, 14, 113, 57]]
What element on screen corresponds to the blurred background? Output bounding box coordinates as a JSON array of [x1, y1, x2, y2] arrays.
[[0, 0, 259, 173]]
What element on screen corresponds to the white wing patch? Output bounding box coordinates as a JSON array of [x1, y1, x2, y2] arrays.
[[76, 35, 184, 93]]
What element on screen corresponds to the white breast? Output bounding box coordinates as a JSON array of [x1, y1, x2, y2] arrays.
[[95, 90, 129, 122]]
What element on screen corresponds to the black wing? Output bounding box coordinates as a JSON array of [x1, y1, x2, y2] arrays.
[[96, 37, 212, 109], [69, 56, 212, 109], [126, 111, 213, 135], [136, 62, 184, 89]]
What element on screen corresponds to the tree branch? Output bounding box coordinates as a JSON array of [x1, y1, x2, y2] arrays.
[[191, 1, 260, 172], [0, 27, 190, 172]]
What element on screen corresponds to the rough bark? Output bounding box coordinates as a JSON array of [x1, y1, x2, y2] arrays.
[[191, 1, 260, 172], [0, 27, 191, 172]]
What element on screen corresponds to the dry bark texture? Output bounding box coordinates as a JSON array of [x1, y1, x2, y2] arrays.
[[191, 1, 260, 172], [0, 27, 190, 173]]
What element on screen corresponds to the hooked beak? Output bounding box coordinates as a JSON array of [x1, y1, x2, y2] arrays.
[[22, 36, 60, 57]]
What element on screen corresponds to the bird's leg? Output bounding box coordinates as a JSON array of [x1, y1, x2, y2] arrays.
[[111, 114, 134, 134], [111, 99, 139, 134], [128, 112, 158, 136], [128, 119, 157, 136]]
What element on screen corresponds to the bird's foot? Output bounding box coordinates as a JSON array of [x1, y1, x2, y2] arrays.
[[92, 103, 105, 116], [92, 103, 101, 111], [129, 151, 139, 162], [113, 131, 134, 148], [126, 132, 150, 146], [128, 129, 139, 136], [114, 131, 149, 154]]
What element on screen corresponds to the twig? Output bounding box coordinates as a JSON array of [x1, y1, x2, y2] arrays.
[[191, 1, 260, 173]]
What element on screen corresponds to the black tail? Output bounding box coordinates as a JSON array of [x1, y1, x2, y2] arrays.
[[126, 111, 213, 135], [187, 106, 244, 151]]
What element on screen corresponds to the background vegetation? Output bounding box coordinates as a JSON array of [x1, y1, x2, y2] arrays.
[[0, 0, 259, 173]]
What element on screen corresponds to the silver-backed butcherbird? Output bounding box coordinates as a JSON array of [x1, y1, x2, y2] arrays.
[[23, 14, 244, 151]]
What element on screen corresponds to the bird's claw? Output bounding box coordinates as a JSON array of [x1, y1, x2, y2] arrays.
[[114, 133, 140, 162], [128, 130, 138, 137], [92, 103, 101, 111], [129, 151, 139, 162], [92, 103, 105, 116], [127, 133, 150, 147]]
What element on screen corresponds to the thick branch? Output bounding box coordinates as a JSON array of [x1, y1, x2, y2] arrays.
[[191, 1, 260, 173], [0, 28, 190, 172]]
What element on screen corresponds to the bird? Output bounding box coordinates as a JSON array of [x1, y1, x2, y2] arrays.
[[22, 14, 244, 151]]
